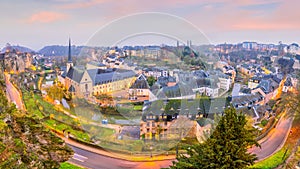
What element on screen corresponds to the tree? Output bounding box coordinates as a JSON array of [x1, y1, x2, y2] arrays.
[[279, 86, 300, 116], [0, 76, 73, 168], [170, 107, 260, 169], [147, 76, 156, 87], [45, 82, 65, 101]]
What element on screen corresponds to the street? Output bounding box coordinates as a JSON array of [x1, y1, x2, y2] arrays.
[[68, 145, 173, 169], [69, 114, 294, 169], [249, 115, 293, 160], [5, 73, 24, 110]]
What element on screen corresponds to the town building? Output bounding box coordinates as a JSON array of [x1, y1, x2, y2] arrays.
[[61, 39, 136, 98], [128, 74, 150, 101]]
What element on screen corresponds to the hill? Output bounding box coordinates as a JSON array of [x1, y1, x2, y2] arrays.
[[39, 45, 85, 57]]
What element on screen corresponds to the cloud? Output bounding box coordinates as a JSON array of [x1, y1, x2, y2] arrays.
[[59, 0, 107, 9], [234, 0, 282, 6], [27, 11, 68, 23]]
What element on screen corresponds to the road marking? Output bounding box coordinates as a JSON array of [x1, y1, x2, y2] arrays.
[[74, 153, 88, 159], [72, 157, 85, 162], [72, 153, 88, 162]]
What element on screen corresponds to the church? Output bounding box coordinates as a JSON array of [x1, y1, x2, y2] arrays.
[[60, 39, 136, 98]]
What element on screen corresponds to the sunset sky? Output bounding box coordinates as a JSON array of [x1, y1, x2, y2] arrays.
[[1, 0, 300, 50]]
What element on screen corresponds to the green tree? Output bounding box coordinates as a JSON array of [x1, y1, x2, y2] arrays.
[[45, 83, 65, 101], [279, 86, 300, 117], [0, 75, 73, 168], [170, 107, 260, 169], [147, 76, 156, 87]]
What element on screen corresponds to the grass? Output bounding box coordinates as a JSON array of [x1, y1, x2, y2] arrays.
[[60, 162, 85, 169], [95, 127, 114, 138], [250, 146, 291, 169], [23, 91, 85, 136], [133, 105, 143, 111], [22, 91, 44, 119], [23, 90, 118, 144], [45, 119, 90, 142]]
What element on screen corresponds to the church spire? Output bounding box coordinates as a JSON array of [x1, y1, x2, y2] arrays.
[[68, 38, 72, 63], [66, 38, 74, 72]]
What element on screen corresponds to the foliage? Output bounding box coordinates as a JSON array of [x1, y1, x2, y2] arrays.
[[95, 93, 113, 102], [245, 115, 255, 130], [0, 81, 73, 168], [2, 76, 76, 168], [45, 81, 66, 101], [280, 89, 300, 116], [277, 58, 294, 74], [268, 99, 276, 109], [170, 107, 260, 169], [261, 119, 268, 127], [147, 76, 156, 87]]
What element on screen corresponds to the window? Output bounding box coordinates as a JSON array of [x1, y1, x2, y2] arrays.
[[85, 84, 88, 91]]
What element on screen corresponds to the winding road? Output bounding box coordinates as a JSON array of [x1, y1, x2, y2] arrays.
[[68, 114, 293, 169], [249, 114, 293, 161], [68, 145, 173, 169], [5, 73, 24, 110]]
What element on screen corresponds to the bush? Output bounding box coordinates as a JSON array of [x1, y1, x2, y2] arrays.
[[261, 119, 268, 127]]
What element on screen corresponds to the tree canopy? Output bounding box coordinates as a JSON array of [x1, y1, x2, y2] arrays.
[[0, 76, 73, 168], [170, 107, 260, 169]]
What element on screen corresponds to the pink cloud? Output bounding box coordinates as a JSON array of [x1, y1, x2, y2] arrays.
[[58, 0, 224, 10], [229, 0, 300, 30], [55, 0, 300, 32], [185, 0, 300, 32], [232, 21, 296, 30], [59, 0, 107, 9], [234, 0, 282, 6], [27, 11, 68, 23]]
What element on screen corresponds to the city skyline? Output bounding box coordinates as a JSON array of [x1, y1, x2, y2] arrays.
[[1, 0, 300, 50]]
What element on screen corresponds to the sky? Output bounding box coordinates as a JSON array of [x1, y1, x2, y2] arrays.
[[1, 0, 300, 50]]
